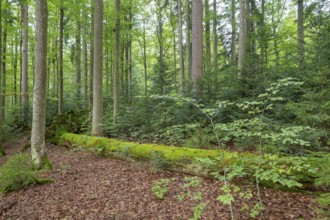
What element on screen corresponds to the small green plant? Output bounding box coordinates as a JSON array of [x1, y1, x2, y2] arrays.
[[189, 203, 206, 220], [183, 177, 202, 188], [96, 145, 107, 157], [0, 146, 6, 156], [152, 178, 172, 200], [0, 153, 36, 193], [149, 151, 170, 171], [250, 202, 265, 218]]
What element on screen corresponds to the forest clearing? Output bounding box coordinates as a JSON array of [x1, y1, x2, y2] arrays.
[[0, 0, 330, 219]]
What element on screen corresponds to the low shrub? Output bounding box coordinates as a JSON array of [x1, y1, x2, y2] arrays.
[[0, 153, 36, 193]]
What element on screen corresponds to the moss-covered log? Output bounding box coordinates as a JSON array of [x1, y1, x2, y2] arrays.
[[58, 132, 317, 189]]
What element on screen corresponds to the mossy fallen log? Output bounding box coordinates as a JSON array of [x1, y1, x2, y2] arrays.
[[58, 132, 318, 190]]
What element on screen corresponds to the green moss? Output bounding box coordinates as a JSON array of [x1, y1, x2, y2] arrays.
[[58, 132, 319, 190], [59, 133, 252, 168]]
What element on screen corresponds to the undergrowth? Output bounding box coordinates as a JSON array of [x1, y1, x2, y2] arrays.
[[0, 153, 53, 193]]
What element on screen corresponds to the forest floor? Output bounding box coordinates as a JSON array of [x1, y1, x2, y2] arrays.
[[0, 137, 322, 220]]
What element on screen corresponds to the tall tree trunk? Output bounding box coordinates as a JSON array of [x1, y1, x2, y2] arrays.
[[178, 0, 184, 94], [31, 0, 48, 168], [204, 0, 211, 69], [185, 0, 192, 83], [82, 22, 88, 106], [92, 0, 104, 136], [238, 0, 248, 74], [22, 1, 29, 123], [58, 0, 64, 115], [141, 23, 148, 97], [75, 18, 81, 105], [169, 7, 177, 91], [297, 0, 304, 71], [191, 0, 203, 97], [231, 0, 236, 63], [1, 4, 7, 121], [113, 0, 120, 121], [212, 0, 218, 70], [89, 3, 94, 110]]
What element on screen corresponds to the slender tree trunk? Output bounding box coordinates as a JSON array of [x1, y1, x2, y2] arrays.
[[22, 1, 29, 123], [92, 0, 103, 136], [58, 0, 64, 115], [191, 0, 203, 97], [231, 0, 236, 63], [113, 0, 120, 121], [31, 0, 48, 168], [212, 0, 218, 70], [185, 0, 192, 83], [142, 24, 148, 97], [297, 0, 304, 71], [238, 0, 247, 74], [178, 0, 184, 94], [82, 24, 88, 105], [169, 7, 177, 91], [1, 4, 7, 121], [75, 17, 81, 105], [13, 34, 18, 105], [89, 3, 94, 110], [205, 0, 211, 69]]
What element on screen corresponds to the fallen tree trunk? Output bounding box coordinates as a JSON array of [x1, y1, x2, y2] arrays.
[[57, 132, 317, 190]]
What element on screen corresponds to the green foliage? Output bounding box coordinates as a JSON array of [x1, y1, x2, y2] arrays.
[[0, 146, 5, 156], [0, 154, 36, 193], [189, 203, 206, 220], [152, 178, 173, 200], [182, 177, 202, 188], [250, 202, 265, 218]]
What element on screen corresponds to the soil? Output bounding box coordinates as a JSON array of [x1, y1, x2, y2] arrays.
[[0, 137, 321, 219]]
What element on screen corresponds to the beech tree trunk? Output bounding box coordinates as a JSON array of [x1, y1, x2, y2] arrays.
[[212, 0, 218, 70], [91, 0, 103, 136], [238, 0, 248, 74], [231, 0, 236, 63], [185, 0, 192, 83], [191, 0, 203, 97], [75, 17, 81, 104], [22, 1, 29, 123], [204, 0, 211, 69], [178, 0, 184, 94], [31, 0, 48, 168], [297, 0, 304, 71], [89, 3, 94, 110], [58, 0, 64, 115], [113, 0, 120, 121]]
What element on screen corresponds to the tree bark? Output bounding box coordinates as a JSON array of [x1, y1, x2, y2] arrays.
[[191, 0, 203, 97], [31, 0, 48, 168], [58, 0, 64, 115], [91, 0, 104, 136], [185, 0, 192, 83], [204, 0, 211, 69], [178, 0, 184, 95], [212, 0, 218, 70], [89, 2, 94, 110], [22, 1, 29, 123], [75, 17, 81, 104], [238, 0, 248, 74], [113, 0, 120, 121], [231, 0, 236, 63], [297, 0, 304, 71]]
